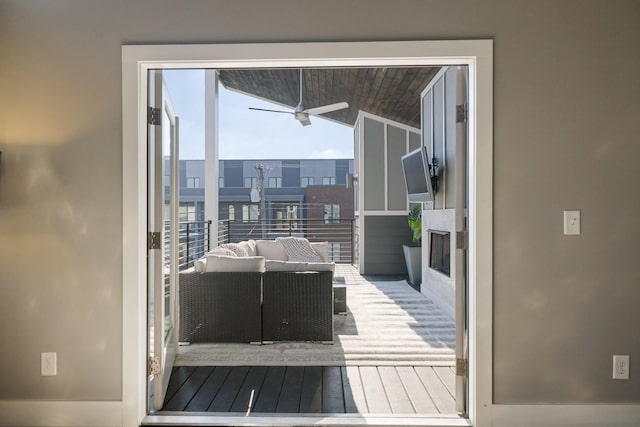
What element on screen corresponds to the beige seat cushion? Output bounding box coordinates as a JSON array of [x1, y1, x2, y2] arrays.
[[205, 255, 265, 272]]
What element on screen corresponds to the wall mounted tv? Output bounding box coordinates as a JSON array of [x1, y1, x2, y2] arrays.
[[401, 145, 435, 202]]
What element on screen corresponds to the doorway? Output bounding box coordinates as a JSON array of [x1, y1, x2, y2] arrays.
[[122, 40, 493, 427]]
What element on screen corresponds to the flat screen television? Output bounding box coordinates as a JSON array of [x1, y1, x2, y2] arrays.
[[401, 146, 435, 202]]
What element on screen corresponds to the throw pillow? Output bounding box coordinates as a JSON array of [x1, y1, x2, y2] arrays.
[[277, 237, 322, 262], [238, 240, 257, 257], [310, 241, 329, 262], [194, 257, 207, 272], [218, 242, 249, 257], [255, 240, 288, 261], [208, 247, 237, 257]]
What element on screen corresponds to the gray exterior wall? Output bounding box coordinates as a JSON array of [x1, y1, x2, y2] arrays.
[[363, 118, 385, 210], [218, 159, 353, 188], [0, 0, 639, 415], [358, 114, 420, 275], [363, 216, 413, 274], [282, 159, 300, 187]]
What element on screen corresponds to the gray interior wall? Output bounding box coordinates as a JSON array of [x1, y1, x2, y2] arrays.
[[0, 0, 638, 406]]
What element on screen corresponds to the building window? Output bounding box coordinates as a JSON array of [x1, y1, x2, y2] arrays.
[[322, 176, 336, 185], [328, 242, 341, 262], [267, 177, 282, 188], [179, 204, 196, 222], [244, 177, 258, 188], [186, 177, 200, 188], [228, 205, 235, 221], [242, 204, 259, 222], [300, 177, 315, 187], [218, 177, 224, 188], [324, 203, 340, 224]]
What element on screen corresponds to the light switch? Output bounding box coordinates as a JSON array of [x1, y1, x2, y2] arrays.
[[563, 210, 580, 235], [41, 352, 57, 376]]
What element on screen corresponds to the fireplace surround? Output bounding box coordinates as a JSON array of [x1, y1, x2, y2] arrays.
[[429, 230, 451, 276]]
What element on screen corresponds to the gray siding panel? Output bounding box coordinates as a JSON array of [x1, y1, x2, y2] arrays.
[[335, 159, 350, 186], [363, 216, 414, 275], [387, 125, 407, 211], [422, 90, 433, 150], [282, 160, 300, 187], [363, 118, 385, 210], [224, 160, 244, 188], [444, 67, 458, 209], [433, 78, 445, 208], [409, 131, 420, 152]]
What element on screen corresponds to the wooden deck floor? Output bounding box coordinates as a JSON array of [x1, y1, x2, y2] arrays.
[[160, 365, 456, 415]]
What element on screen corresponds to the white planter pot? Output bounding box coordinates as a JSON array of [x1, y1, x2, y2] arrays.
[[402, 244, 422, 285]]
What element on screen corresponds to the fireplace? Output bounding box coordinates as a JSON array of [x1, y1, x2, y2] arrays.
[[428, 230, 450, 277]]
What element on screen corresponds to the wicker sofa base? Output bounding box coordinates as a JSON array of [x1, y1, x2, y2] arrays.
[[179, 271, 262, 343], [179, 270, 334, 344], [262, 271, 334, 343]]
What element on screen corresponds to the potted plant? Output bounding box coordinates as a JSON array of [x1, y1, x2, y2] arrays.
[[403, 204, 422, 285]]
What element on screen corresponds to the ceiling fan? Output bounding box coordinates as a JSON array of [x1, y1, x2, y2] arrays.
[[249, 69, 349, 126]]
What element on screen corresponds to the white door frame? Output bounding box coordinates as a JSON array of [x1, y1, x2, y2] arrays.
[[122, 40, 494, 426]]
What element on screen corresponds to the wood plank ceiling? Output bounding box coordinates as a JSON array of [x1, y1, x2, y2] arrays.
[[217, 67, 440, 129]]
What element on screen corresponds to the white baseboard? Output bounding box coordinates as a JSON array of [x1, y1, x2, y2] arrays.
[[0, 400, 122, 427], [491, 404, 640, 427]]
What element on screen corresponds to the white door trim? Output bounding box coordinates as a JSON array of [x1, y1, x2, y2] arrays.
[[122, 40, 494, 427]]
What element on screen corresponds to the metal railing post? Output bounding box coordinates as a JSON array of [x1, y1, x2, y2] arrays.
[[206, 220, 212, 251], [185, 222, 191, 267]]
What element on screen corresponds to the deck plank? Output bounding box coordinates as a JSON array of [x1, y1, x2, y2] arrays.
[[299, 366, 323, 413], [164, 366, 196, 405], [164, 364, 456, 415], [322, 366, 345, 413], [395, 366, 438, 413], [342, 366, 368, 413], [433, 366, 455, 398], [208, 366, 249, 412], [164, 366, 213, 411], [377, 366, 415, 414], [185, 366, 230, 411], [358, 366, 391, 413], [252, 366, 286, 413], [275, 366, 304, 413], [230, 366, 269, 413], [415, 366, 456, 414]]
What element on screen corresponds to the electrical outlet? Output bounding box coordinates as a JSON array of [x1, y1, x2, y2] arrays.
[[613, 355, 629, 380], [41, 352, 57, 376]]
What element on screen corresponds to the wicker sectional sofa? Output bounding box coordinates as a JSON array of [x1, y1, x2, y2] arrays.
[[179, 238, 335, 344]]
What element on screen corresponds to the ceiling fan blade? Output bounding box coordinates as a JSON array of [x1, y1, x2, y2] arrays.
[[303, 102, 349, 116], [248, 107, 293, 114]]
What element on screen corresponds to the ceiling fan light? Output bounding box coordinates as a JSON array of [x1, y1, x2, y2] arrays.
[[295, 112, 311, 126]]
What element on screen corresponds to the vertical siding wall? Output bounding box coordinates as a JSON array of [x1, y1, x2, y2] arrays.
[[356, 113, 420, 274]]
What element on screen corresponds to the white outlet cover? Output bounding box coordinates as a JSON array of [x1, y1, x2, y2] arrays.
[[613, 354, 629, 380]]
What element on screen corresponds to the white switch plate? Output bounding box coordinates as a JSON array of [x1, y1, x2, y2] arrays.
[[563, 210, 580, 235], [41, 352, 57, 376], [613, 355, 629, 380]]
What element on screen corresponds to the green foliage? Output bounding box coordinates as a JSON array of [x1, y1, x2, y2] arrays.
[[407, 204, 422, 244]]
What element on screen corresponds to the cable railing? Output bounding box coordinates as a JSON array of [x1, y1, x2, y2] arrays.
[[217, 218, 354, 263], [164, 217, 354, 271], [164, 220, 212, 271]]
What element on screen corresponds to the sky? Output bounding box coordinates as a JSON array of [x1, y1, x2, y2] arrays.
[[163, 70, 354, 160]]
